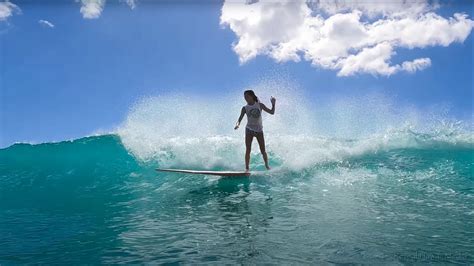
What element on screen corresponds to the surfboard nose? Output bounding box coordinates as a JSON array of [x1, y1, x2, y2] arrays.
[[156, 168, 251, 177]]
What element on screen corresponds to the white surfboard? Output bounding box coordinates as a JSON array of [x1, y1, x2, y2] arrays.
[[156, 168, 251, 177]]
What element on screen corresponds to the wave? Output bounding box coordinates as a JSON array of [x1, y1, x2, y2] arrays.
[[2, 81, 472, 265], [2, 80, 472, 172], [118, 130, 472, 170], [2, 129, 471, 172], [2, 134, 472, 265], [115, 80, 473, 170]]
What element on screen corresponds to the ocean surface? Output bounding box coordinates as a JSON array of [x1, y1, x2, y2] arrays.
[[1, 88, 473, 264]]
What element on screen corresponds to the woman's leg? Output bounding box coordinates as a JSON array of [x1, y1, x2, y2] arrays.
[[256, 132, 270, 170], [245, 130, 254, 171]]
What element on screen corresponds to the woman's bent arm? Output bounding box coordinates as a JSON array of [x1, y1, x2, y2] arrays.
[[261, 97, 276, 115]]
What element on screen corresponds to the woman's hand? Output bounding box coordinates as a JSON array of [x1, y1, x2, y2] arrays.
[[270, 96, 276, 105], [234, 122, 240, 130]]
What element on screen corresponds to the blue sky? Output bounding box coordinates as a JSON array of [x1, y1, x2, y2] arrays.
[[0, 1, 472, 148]]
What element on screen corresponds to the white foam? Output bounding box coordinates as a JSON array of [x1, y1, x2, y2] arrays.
[[117, 79, 473, 170]]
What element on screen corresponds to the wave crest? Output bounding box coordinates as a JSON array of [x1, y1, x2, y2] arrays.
[[117, 80, 472, 170]]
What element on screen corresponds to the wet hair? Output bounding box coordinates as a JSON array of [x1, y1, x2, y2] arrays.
[[244, 90, 259, 102]]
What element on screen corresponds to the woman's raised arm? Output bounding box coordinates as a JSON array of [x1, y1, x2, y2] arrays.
[[260, 96, 276, 115]]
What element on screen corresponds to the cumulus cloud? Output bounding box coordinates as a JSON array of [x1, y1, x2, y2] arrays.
[[80, 0, 105, 19], [0, 1, 20, 21], [220, 0, 474, 76], [38, 19, 54, 28]]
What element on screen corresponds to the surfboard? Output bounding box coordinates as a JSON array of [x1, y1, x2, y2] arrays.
[[156, 168, 251, 177]]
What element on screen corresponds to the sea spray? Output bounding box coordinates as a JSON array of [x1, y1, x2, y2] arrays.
[[117, 80, 472, 170]]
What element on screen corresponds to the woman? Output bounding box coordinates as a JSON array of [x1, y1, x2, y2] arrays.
[[234, 90, 276, 171]]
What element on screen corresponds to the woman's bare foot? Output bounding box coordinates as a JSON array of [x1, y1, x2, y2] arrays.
[[265, 165, 271, 170]]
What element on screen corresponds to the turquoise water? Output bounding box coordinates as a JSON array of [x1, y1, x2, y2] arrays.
[[1, 88, 474, 263], [1, 132, 473, 264]]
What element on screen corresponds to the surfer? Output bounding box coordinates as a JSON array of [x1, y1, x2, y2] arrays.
[[234, 90, 276, 171]]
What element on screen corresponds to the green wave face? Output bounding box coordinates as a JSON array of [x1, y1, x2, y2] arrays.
[[0, 135, 139, 211], [0, 133, 473, 264]]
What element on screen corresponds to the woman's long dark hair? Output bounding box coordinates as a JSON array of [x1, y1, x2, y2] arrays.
[[244, 90, 259, 102]]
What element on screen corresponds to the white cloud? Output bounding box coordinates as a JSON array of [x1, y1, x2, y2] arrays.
[[311, 0, 435, 18], [78, 0, 136, 19], [38, 19, 55, 28], [121, 0, 136, 9], [0, 1, 20, 21], [80, 0, 105, 19], [220, 0, 474, 76], [337, 42, 398, 76], [401, 58, 431, 73]]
